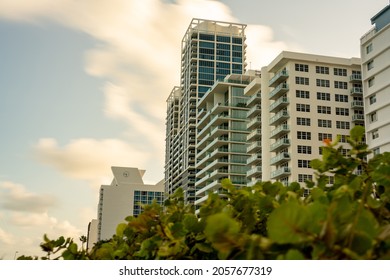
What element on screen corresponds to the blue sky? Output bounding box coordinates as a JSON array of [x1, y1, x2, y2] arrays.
[[0, 0, 387, 259]]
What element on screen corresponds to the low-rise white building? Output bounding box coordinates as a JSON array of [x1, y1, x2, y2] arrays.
[[97, 167, 164, 241]]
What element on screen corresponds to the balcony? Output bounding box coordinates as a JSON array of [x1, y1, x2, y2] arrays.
[[247, 105, 261, 118], [351, 100, 364, 109], [269, 97, 289, 113], [247, 166, 262, 178], [270, 152, 290, 165], [269, 70, 289, 87], [247, 153, 262, 165], [350, 87, 363, 96], [247, 141, 262, 153], [269, 110, 289, 126], [352, 114, 365, 122], [247, 129, 261, 141], [247, 116, 261, 130], [271, 167, 291, 179], [270, 124, 290, 139], [349, 73, 362, 82], [270, 138, 290, 152], [269, 83, 289, 100], [247, 93, 261, 107]]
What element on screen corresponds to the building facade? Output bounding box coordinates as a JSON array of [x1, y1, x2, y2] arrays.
[[245, 51, 363, 187], [97, 167, 164, 241], [361, 4, 390, 156], [195, 73, 260, 206], [165, 19, 247, 204]]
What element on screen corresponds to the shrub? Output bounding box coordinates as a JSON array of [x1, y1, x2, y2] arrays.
[[19, 126, 390, 260]]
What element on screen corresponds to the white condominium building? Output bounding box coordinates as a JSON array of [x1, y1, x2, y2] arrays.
[[361, 4, 390, 156], [195, 72, 260, 206], [246, 51, 362, 187]]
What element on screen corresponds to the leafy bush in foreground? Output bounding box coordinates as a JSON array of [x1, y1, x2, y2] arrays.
[[19, 126, 390, 259]]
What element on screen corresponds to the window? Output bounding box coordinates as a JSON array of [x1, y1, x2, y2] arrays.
[[318, 119, 332, 128], [336, 107, 349, 116], [317, 106, 331, 114], [296, 76, 309, 85], [372, 129, 379, 140], [298, 159, 311, 168], [369, 95, 377, 105], [317, 92, 330, 101], [373, 147, 380, 156], [316, 79, 330, 87], [298, 174, 313, 182], [369, 112, 377, 123], [297, 131, 311, 140], [368, 77, 375, 87], [334, 68, 347, 76], [367, 60, 374, 70], [366, 43, 373, 54], [296, 103, 310, 112], [338, 134, 348, 143], [336, 121, 350, 129], [296, 90, 310, 98], [298, 145, 312, 154], [319, 147, 323, 155], [297, 117, 311, 126], [316, 66, 329, 74], [338, 148, 351, 156], [318, 133, 332, 141], [334, 81, 348, 89], [335, 94, 348, 102], [295, 63, 309, 72]]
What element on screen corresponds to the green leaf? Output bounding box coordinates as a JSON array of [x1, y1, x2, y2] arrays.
[[267, 200, 311, 244], [68, 243, 78, 255], [116, 223, 127, 237], [285, 249, 305, 260]]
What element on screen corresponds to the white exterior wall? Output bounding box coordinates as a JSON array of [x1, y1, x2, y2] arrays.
[[361, 6, 390, 155], [97, 167, 164, 241]]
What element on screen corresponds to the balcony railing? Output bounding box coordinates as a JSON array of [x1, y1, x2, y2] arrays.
[[269, 110, 289, 126], [269, 83, 289, 99], [247, 141, 262, 153], [247, 129, 261, 141], [271, 167, 291, 179], [247, 117, 261, 130], [350, 87, 363, 95], [269, 70, 289, 87], [352, 114, 365, 122], [270, 124, 290, 139], [247, 105, 261, 118], [247, 93, 261, 107], [269, 97, 289, 113], [351, 100, 364, 108], [270, 138, 290, 152], [349, 73, 362, 82], [247, 166, 262, 178], [247, 153, 262, 165], [270, 152, 291, 165]]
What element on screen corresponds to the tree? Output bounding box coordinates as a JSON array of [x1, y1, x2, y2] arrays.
[[18, 126, 390, 260]]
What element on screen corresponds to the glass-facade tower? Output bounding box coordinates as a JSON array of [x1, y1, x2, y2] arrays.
[[165, 19, 246, 204]]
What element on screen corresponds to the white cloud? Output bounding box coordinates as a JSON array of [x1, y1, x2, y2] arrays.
[[1, 0, 290, 185], [0, 181, 57, 213], [34, 138, 149, 187]]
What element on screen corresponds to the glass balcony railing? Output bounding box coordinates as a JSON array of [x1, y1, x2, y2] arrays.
[[270, 138, 290, 152], [271, 167, 291, 179], [269, 83, 289, 99], [269, 70, 289, 87]]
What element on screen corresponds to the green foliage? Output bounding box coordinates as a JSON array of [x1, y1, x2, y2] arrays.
[[21, 126, 390, 260]]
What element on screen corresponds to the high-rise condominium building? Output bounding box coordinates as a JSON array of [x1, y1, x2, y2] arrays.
[[165, 19, 246, 204], [195, 72, 260, 206], [96, 167, 164, 241], [245, 51, 363, 187], [361, 4, 390, 156]]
